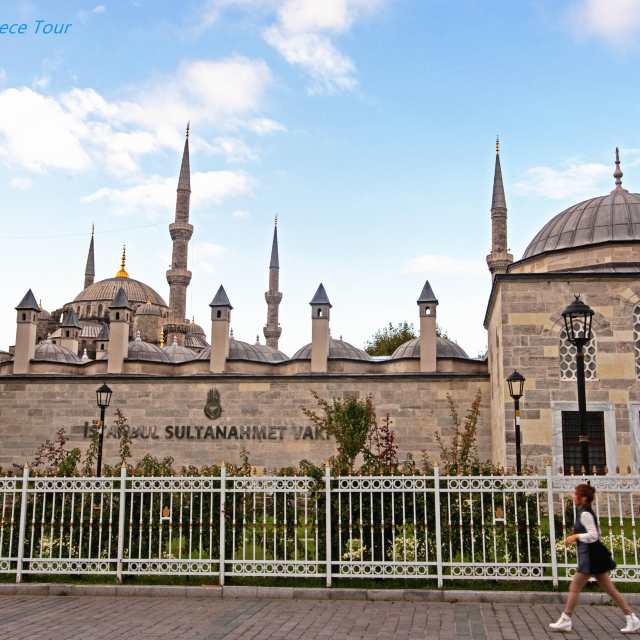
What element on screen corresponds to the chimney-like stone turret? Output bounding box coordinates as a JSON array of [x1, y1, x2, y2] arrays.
[[60, 307, 81, 355], [310, 283, 331, 373], [264, 217, 282, 349], [107, 287, 131, 374], [209, 285, 232, 374], [417, 280, 438, 373], [165, 124, 193, 346], [486, 138, 513, 280], [13, 289, 39, 374]]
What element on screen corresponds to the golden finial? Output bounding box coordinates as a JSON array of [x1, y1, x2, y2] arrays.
[[275, 215, 277, 227], [160, 328, 165, 348], [92, 223, 95, 236], [186, 122, 190, 139], [39, 299, 42, 310], [496, 136, 499, 154], [146, 296, 151, 305], [115, 246, 129, 278], [191, 316, 195, 325]]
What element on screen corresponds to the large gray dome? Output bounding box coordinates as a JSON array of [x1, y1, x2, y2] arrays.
[[127, 334, 173, 363], [34, 338, 82, 364], [291, 338, 372, 361], [522, 191, 640, 261], [196, 337, 286, 363], [73, 277, 167, 307], [390, 337, 469, 360]]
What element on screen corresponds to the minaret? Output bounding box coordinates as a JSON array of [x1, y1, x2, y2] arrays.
[[486, 138, 513, 279], [84, 225, 95, 290], [263, 216, 282, 349], [165, 124, 193, 346]]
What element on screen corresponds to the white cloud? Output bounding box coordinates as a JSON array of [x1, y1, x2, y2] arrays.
[[31, 75, 50, 90], [513, 159, 612, 200], [569, 0, 640, 46], [193, 241, 230, 272], [82, 170, 256, 217], [403, 254, 486, 275], [94, 5, 106, 13], [10, 177, 33, 189], [232, 210, 250, 217], [0, 69, 5, 83], [0, 58, 281, 176]]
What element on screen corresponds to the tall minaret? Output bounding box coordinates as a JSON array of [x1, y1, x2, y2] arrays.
[[84, 225, 95, 290], [165, 124, 193, 346], [263, 216, 282, 349], [486, 137, 513, 279]]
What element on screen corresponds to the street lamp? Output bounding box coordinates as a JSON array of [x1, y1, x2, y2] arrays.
[[95, 383, 113, 477], [561, 295, 594, 474], [506, 369, 526, 475]]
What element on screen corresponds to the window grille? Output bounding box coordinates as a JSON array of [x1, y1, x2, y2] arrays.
[[559, 326, 597, 380], [561, 411, 606, 474]]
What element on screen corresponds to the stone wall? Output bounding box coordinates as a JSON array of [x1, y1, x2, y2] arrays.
[[486, 273, 640, 472], [0, 374, 490, 471]]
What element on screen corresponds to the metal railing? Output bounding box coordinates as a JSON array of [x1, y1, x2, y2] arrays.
[[0, 463, 638, 586]]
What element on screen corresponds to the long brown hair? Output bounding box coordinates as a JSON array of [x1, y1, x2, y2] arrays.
[[575, 483, 595, 505]]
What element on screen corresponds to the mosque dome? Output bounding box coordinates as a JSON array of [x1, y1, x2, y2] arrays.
[[37, 301, 50, 320], [74, 278, 167, 307], [188, 318, 205, 335], [135, 298, 164, 316], [34, 336, 83, 364], [127, 332, 173, 363], [163, 337, 196, 362], [390, 337, 469, 360], [522, 150, 640, 261], [291, 338, 373, 361], [185, 333, 209, 350], [253, 336, 289, 362], [196, 332, 284, 363]]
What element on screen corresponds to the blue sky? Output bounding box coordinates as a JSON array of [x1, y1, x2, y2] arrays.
[[0, 0, 638, 357]]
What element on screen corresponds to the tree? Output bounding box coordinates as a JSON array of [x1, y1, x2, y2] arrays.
[[364, 321, 456, 356]]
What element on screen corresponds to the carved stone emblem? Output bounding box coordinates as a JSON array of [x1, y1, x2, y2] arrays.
[[204, 388, 222, 420]]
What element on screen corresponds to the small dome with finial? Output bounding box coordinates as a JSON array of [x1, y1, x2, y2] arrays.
[[135, 296, 163, 316], [127, 331, 173, 363], [34, 334, 82, 364], [163, 335, 197, 362], [38, 299, 51, 320], [188, 317, 205, 335]]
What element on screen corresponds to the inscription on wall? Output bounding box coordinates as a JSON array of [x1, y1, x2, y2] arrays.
[[83, 423, 329, 442]]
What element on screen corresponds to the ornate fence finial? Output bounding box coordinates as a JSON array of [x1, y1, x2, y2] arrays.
[[570, 466, 574, 475], [433, 460, 439, 467], [24, 461, 28, 469], [604, 465, 609, 475], [616, 465, 620, 474], [546, 459, 551, 466], [593, 465, 598, 475], [559, 466, 563, 474], [221, 461, 226, 468]]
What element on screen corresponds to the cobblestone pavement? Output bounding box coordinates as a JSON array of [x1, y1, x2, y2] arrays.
[[0, 595, 635, 639]]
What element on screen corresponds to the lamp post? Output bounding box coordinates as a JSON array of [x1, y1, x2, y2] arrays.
[[561, 295, 594, 474], [506, 369, 526, 475], [95, 383, 113, 477]]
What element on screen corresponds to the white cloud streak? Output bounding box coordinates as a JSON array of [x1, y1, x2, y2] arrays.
[[569, 0, 640, 47], [232, 210, 250, 217]]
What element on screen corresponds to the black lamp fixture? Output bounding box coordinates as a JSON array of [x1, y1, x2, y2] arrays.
[[561, 295, 595, 475], [506, 369, 526, 474], [95, 383, 113, 477]]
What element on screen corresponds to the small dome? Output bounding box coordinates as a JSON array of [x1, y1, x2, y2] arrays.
[[188, 318, 205, 335], [291, 338, 372, 361], [80, 321, 103, 338], [127, 332, 173, 363], [163, 336, 196, 362], [135, 298, 163, 316], [34, 336, 82, 364], [253, 336, 289, 362], [196, 336, 277, 362], [73, 277, 167, 306], [37, 300, 50, 320], [390, 337, 469, 360], [185, 333, 209, 350], [0, 350, 13, 363]]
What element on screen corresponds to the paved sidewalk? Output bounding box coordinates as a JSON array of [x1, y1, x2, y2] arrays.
[[0, 595, 634, 639]]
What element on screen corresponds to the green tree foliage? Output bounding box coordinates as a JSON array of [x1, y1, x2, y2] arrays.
[[364, 321, 456, 356]]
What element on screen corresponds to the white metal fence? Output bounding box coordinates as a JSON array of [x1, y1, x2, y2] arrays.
[[0, 463, 638, 586]]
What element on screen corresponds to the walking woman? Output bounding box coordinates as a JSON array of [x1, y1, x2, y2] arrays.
[[550, 483, 640, 633]]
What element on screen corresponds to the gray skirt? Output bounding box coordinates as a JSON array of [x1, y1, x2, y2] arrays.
[[576, 541, 591, 574]]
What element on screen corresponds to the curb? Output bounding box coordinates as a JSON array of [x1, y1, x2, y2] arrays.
[[0, 583, 639, 605]]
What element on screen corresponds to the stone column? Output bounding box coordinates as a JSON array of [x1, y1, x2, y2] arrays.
[[418, 281, 438, 373], [13, 289, 39, 375], [107, 288, 131, 375], [209, 286, 233, 374], [310, 284, 331, 373]]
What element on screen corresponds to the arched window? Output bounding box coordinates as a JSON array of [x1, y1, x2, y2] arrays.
[[115, 312, 120, 320], [217, 310, 221, 318], [98, 304, 103, 316], [21, 313, 26, 321], [559, 326, 597, 380], [426, 307, 431, 315], [65, 330, 70, 338], [86, 304, 91, 316], [317, 308, 322, 317], [76, 306, 80, 315]]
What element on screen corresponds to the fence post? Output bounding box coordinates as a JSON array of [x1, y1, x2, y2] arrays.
[[325, 462, 332, 587], [219, 461, 226, 586], [434, 461, 443, 588], [117, 462, 127, 583], [546, 460, 558, 587], [15, 463, 29, 584]]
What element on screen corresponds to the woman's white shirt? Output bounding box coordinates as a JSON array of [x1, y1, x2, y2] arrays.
[[578, 511, 599, 543]]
